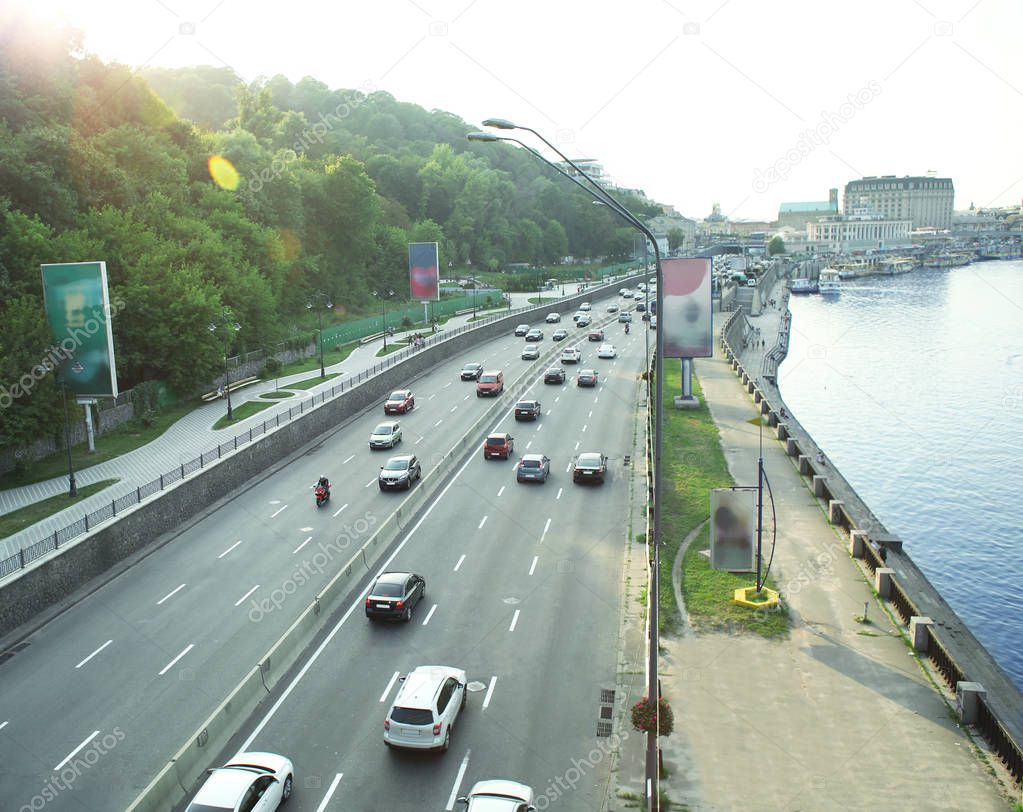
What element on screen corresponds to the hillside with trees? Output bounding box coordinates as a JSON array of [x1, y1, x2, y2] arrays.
[[0, 17, 658, 453]]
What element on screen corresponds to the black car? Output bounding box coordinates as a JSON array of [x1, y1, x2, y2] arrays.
[[460, 362, 484, 380], [514, 399, 542, 421], [379, 454, 422, 490], [544, 367, 566, 384], [572, 452, 608, 484], [635, 302, 647, 312], [365, 572, 426, 622]]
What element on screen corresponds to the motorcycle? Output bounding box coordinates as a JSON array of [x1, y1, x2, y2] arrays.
[[624, 323, 630, 335], [314, 483, 330, 507]]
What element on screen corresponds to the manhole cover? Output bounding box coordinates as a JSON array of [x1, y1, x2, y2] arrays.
[[466, 681, 487, 692], [502, 597, 521, 605]]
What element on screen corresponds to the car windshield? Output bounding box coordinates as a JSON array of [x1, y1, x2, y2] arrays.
[[516, 402, 534, 409], [388, 392, 406, 400], [578, 453, 603, 467], [480, 374, 497, 383], [463, 364, 478, 371], [390, 707, 433, 725], [371, 582, 403, 597], [374, 424, 394, 434], [384, 459, 409, 471]]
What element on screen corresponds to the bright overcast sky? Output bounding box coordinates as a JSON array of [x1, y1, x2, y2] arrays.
[[10, 0, 1023, 221]]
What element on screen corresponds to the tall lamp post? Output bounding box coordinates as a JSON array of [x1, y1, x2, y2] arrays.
[[57, 375, 77, 497], [306, 291, 333, 379], [377, 289, 394, 350], [471, 120, 666, 812], [208, 312, 241, 421]]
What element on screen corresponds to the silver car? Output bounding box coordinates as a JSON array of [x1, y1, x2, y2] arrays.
[[369, 421, 402, 449], [521, 344, 541, 360], [384, 665, 467, 751]]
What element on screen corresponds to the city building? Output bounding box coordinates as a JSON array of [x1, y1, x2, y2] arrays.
[[843, 175, 954, 230], [777, 189, 839, 230], [807, 210, 912, 252], [646, 214, 698, 250]]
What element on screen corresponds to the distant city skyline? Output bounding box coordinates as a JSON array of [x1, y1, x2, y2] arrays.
[[4, 0, 1021, 222]]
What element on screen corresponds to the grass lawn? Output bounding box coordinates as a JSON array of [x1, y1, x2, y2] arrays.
[[268, 343, 358, 379], [260, 391, 295, 399], [0, 403, 196, 491], [375, 343, 407, 357], [0, 478, 119, 540], [656, 365, 789, 638], [286, 373, 341, 390], [212, 400, 275, 430]]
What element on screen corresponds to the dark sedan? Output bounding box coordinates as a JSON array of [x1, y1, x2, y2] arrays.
[[365, 572, 426, 622], [544, 367, 566, 384], [378, 454, 422, 490], [572, 452, 608, 484], [576, 369, 598, 387], [514, 399, 542, 421], [460, 362, 484, 380]]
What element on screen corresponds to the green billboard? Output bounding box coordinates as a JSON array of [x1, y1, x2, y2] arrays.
[[40, 261, 119, 397]]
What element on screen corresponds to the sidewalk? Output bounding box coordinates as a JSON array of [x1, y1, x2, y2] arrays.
[[643, 289, 1008, 809], [0, 288, 583, 556]]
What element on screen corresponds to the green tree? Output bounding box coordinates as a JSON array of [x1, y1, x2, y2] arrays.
[[542, 220, 568, 264], [768, 235, 786, 255], [667, 227, 685, 253]]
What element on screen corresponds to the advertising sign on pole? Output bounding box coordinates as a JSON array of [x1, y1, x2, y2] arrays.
[[408, 242, 440, 301], [661, 257, 712, 359], [710, 489, 756, 572], [40, 261, 119, 398]]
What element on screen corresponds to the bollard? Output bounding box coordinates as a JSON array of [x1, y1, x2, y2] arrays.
[[813, 475, 828, 497], [767, 411, 779, 427], [849, 531, 867, 558], [786, 437, 799, 457], [955, 682, 986, 725], [909, 617, 933, 652], [799, 454, 811, 475], [777, 423, 789, 441], [828, 499, 845, 525], [754, 389, 762, 403], [874, 567, 895, 598]]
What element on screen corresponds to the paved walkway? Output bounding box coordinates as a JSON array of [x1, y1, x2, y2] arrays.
[[0, 287, 595, 557], [613, 283, 1009, 810]]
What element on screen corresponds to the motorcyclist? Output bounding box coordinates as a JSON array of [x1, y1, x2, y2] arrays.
[[624, 322, 630, 334], [316, 475, 330, 493]]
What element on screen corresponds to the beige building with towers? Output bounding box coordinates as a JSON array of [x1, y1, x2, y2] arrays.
[[843, 175, 954, 230]]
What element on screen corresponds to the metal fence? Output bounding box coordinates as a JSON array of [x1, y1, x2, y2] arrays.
[[0, 274, 640, 578]]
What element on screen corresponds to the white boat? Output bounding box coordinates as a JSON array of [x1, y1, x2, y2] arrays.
[[790, 277, 818, 294], [818, 268, 841, 295]]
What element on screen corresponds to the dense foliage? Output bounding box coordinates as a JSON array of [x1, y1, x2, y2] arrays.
[[0, 18, 658, 451]]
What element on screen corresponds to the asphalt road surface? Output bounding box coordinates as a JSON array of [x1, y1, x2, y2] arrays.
[[0, 299, 648, 812]]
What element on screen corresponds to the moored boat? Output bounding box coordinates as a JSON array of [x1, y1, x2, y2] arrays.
[[818, 268, 841, 295]]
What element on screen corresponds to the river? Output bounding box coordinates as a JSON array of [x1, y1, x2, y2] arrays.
[[778, 259, 1023, 690]]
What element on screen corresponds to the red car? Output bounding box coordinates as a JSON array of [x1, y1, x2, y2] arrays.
[[384, 389, 415, 414], [483, 433, 514, 460]]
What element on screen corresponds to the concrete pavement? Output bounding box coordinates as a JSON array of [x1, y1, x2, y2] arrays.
[[0, 288, 589, 558], [612, 283, 1011, 810]]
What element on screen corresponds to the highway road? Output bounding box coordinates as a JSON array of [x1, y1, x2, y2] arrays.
[[0, 296, 650, 812]]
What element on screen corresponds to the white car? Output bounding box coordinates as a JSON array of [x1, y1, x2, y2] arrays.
[[619, 288, 629, 296], [606, 303, 619, 313], [458, 779, 536, 811], [185, 752, 294, 812], [579, 302, 592, 311], [545, 312, 561, 323], [597, 343, 617, 359], [384, 665, 467, 751], [650, 315, 657, 329], [522, 344, 541, 360], [561, 347, 581, 364], [369, 421, 402, 449]]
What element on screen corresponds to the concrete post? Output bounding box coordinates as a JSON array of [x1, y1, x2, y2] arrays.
[[777, 423, 789, 441], [813, 475, 828, 497], [875, 567, 895, 598], [909, 617, 933, 652], [849, 531, 867, 558], [786, 438, 799, 457], [828, 500, 845, 525], [767, 411, 779, 427], [799, 454, 811, 474], [747, 380, 755, 394], [955, 682, 986, 725], [754, 389, 762, 403]]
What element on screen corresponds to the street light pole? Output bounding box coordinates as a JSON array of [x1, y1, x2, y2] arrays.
[[377, 289, 395, 351], [209, 313, 241, 422], [306, 292, 332, 378], [473, 120, 665, 812], [58, 377, 77, 497]]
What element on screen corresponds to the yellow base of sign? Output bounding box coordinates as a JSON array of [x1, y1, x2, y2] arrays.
[[732, 586, 780, 609]]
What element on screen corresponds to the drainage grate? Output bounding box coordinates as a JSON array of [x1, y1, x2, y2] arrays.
[[624, 455, 631, 466], [600, 705, 613, 719], [597, 721, 612, 737], [600, 688, 615, 703]]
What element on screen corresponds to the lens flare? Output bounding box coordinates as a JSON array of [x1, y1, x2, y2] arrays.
[[208, 155, 239, 190]]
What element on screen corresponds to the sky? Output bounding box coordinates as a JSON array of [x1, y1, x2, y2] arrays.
[[8, 0, 1023, 222]]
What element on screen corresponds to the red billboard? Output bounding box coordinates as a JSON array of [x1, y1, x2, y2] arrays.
[[408, 242, 440, 301]]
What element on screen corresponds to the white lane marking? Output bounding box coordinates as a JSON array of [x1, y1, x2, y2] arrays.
[[529, 556, 538, 575], [478, 515, 488, 530], [464, 394, 470, 400], [428, 393, 437, 400], [270, 504, 288, 519], [536, 424, 543, 432], [236, 418, 516, 755], [482, 676, 497, 710], [497, 485, 505, 497], [380, 671, 400, 703], [574, 441, 580, 450], [422, 604, 438, 626], [235, 586, 260, 607], [509, 610, 520, 632], [445, 750, 472, 811], [582, 424, 588, 433], [554, 396, 560, 403], [434, 419, 443, 427], [365, 478, 376, 488], [556, 487, 563, 500], [443, 382, 452, 388], [54, 730, 100, 771], [218, 540, 242, 559], [75, 640, 113, 669], [594, 396, 599, 403], [454, 554, 466, 571], [526, 440, 532, 449], [293, 536, 312, 554], [342, 454, 355, 464], [315, 774, 344, 812], [332, 503, 349, 518], [450, 405, 458, 413], [588, 410, 593, 419], [541, 518, 552, 542], [546, 409, 552, 415], [158, 643, 194, 676], [565, 463, 572, 473], [157, 584, 186, 605], [0, 721, 7, 731]]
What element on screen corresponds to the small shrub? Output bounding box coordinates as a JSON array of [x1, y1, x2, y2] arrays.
[[400, 316, 413, 328]]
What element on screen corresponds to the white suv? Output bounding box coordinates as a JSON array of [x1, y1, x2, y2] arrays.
[[384, 665, 467, 751]]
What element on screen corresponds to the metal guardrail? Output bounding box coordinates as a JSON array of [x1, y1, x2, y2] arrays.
[[1, 275, 643, 577]]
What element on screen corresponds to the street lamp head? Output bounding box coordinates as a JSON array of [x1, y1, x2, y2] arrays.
[[305, 301, 313, 310], [233, 322, 241, 332], [467, 131, 500, 142], [482, 118, 516, 130], [326, 301, 333, 309], [208, 323, 216, 333]]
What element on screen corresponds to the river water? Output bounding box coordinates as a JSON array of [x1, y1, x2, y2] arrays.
[[778, 259, 1023, 690]]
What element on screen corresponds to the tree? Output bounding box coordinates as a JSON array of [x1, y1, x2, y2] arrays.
[[768, 235, 786, 255], [542, 220, 568, 265], [667, 227, 685, 253]]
